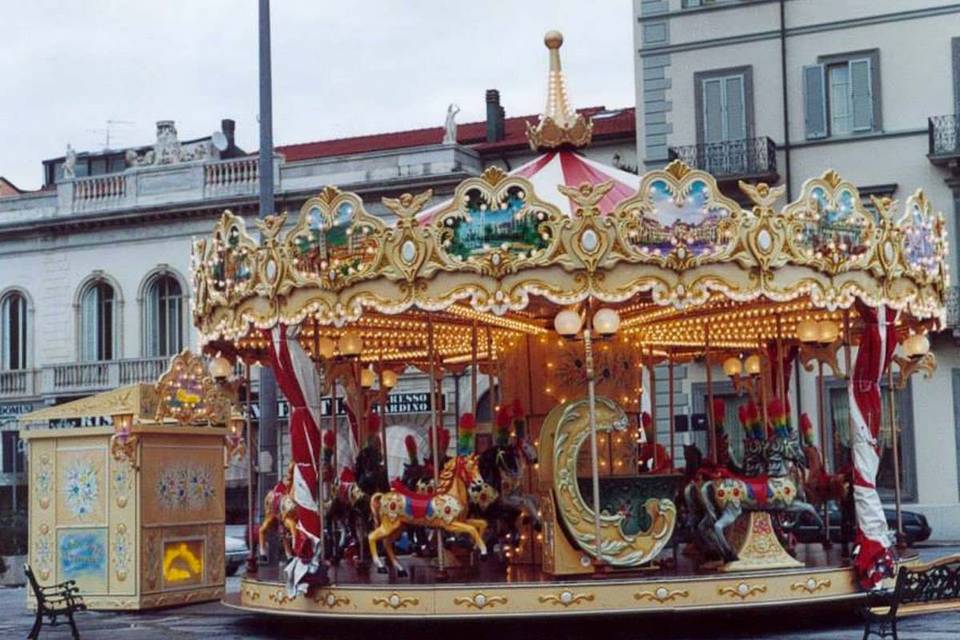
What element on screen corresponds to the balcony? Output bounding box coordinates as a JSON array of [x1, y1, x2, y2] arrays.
[[0, 369, 41, 400], [42, 357, 169, 398], [668, 136, 778, 183], [928, 115, 960, 169], [947, 286, 960, 336]]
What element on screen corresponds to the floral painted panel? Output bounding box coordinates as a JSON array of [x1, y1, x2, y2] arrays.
[[155, 463, 216, 511], [56, 450, 106, 525]]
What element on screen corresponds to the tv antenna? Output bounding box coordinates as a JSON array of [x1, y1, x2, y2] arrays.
[[86, 120, 135, 150]]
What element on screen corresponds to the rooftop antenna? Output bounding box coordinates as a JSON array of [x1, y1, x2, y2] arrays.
[[85, 120, 135, 150]]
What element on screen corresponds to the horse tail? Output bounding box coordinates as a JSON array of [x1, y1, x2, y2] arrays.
[[369, 493, 383, 529]]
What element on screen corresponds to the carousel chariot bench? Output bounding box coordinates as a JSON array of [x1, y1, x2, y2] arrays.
[[25, 563, 87, 640], [861, 554, 960, 640]]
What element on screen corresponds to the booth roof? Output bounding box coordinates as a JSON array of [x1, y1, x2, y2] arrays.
[[19, 383, 156, 423]]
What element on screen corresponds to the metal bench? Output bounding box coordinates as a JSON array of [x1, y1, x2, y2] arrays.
[[861, 554, 960, 640], [24, 563, 86, 639]]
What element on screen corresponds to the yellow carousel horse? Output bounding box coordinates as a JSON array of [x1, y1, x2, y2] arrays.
[[258, 462, 299, 559], [367, 454, 490, 576]]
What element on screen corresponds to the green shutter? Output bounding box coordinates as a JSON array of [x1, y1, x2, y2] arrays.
[[803, 64, 827, 139], [850, 58, 873, 132]]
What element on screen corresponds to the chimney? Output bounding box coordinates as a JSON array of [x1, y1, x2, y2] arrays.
[[486, 90, 505, 142], [220, 119, 236, 150]]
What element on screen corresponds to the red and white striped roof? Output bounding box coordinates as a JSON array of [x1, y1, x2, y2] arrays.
[[417, 150, 639, 223]]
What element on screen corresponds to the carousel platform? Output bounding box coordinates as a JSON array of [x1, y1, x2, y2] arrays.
[[225, 544, 901, 620]]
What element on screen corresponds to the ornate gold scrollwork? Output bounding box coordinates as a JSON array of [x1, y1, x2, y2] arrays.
[[539, 397, 676, 567], [718, 582, 767, 600], [538, 590, 594, 607], [372, 592, 420, 610], [634, 587, 689, 604], [791, 578, 832, 594], [893, 352, 937, 388], [452, 592, 508, 610]]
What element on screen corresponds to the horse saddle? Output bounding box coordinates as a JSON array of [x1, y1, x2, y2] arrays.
[[390, 480, 435, 519]]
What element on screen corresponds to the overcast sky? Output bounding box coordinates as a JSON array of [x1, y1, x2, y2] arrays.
[[0, 1, 635, 189]]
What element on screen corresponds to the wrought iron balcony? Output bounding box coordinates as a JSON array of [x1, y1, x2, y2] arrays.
[[947, 285, 960, 334], [668, 136, 778, 182], [928, 115, 960, 166]]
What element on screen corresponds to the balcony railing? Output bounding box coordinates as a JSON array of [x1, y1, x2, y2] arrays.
[[668, 136, 778, 181], [204, 157, 259, 196], [0, 369, 40, 399], [73, 174, 127, 210], [947, 285, 960, 333], [44, 357, 170, 396], [928, 115, 960, 164]]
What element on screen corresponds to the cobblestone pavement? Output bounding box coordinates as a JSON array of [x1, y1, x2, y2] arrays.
[[3, 545, 957, 639]]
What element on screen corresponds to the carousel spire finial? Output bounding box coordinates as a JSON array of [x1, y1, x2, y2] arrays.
[[525, 30, 594, 151]]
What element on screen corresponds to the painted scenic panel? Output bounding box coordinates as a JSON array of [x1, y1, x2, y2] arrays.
[[291, 201, 379, 280], [441, 186, 552, 262], [794, 186, 871, 262], [58, 528, 108, 592], [628, 178, 732, 258]]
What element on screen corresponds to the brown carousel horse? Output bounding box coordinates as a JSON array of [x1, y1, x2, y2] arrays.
[[367, 454, 490, 576], [259, 461, 298, 559]]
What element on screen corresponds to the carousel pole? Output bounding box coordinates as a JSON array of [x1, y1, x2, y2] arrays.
[[313, 321, 327, 564], [329, 372, 341, 564], [759, 342, 770, 439], [428, 316, 445, 576], [704, 326, 717, 465], [486, 326, 496, 426], [841, 309, 854, 558], [581, 302, 604, 564], [471, 320, 479, 415], [244, 362, 258, 575], [817, 358, 832, 549], [648, 345, 657, 471], [378, 340, 388, 480], [668, 348, 675, 469], [887, 364, 906, 549], [776, 315, 787, 402]]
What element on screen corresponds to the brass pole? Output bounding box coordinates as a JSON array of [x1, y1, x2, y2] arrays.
[[582, 306, 603, 563], [648, 345, 657, 471], [313, 322, 327, 564], [705, 326, 717, 465], [244, 361, 257, 575], [817, 359, 831, 549], [759, 343, 769, 439], [428, 316, 445, 574], [668, 348, 675, 470], [378, 340, 388, 480], [887, 364, 905, 549], [776, 315, 787, 402], [842, 309, 854, 558], [486, 326, 496, 427], [471, 319, 479, 416]]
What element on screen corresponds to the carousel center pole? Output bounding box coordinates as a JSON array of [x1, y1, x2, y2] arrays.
[[378, 340, 388, 480], [668, 348, 675, 470], [471, 319, 479, 415], [427, 316, 445, 577], [816, 358, 832, 549], [648, 345, 657, 471], [244, 362, 258, 575], [841, 309, 854, 558], [582, 305, 604, 564], [486, 326, 496, 429]]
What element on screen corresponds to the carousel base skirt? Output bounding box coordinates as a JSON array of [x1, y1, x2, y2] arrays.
[[224, 544, 908, 619]]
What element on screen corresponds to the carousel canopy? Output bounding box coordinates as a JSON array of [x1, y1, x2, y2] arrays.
[[191, 32, 948, 366]]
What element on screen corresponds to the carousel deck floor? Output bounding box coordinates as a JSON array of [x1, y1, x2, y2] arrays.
[[227, 544, 902, 619]]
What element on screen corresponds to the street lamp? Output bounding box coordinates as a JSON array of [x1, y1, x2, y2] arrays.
[[554, 304, 620, 565]]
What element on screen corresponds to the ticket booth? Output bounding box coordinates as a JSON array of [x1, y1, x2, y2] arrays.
[[20, 352, 241, 610]]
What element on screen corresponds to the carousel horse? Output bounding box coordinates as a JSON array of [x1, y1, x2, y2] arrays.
[[690, 436, 822, 563], [259, 462, 298, 559], [367, 454, 490, 577], [477, 438, 541, 545], [802, 444, 847, 507]]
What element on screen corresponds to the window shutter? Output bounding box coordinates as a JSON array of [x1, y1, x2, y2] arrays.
[[803, 64, 827, 139], [81, 288, 97, 361], [850, 58, 873, 132], [724, 75, 746, 140], [702, 78, 724, 143]]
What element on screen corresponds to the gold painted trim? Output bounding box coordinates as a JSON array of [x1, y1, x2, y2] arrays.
[[634, 587, 689, 603], [372, 592, 420, 610], [791, 578, 831, 594], [453, 592, 508, 610], [538, 591, 595, 607], [718, 583, 767, 600]]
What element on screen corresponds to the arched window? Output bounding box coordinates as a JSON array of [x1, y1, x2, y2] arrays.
[[0, 291, 28, 370], [145, 275, 183, 357], [80, 280, 117, 361]]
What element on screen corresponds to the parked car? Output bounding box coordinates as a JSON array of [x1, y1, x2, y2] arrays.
[[225, 525, 249, 576], [791, 505, 932, 545]]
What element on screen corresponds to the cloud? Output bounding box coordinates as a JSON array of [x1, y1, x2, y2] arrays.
[[0, 1, 633, 189]]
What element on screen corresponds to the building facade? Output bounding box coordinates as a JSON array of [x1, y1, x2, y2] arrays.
[[0, 95, 637, 514], [634, 0, 960, 537]]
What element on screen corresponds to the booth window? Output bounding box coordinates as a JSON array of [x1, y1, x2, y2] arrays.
[[0, 291, 28, 370], [145, 274, 183, 357], [79, 279, 117, 362]]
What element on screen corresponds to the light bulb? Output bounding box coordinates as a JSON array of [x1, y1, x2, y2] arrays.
[[592, 308, 621, 336], [722, 357, 743, 377], [554, 309, 583, 337], [745, 354, 761, 375], [903, 333, 930, 359], [796, 319, 819, 344]]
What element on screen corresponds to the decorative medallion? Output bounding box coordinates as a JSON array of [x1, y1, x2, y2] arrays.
[[718, 582, 766, 600], [313, 591, 350, 608], [372, 592, 419, 610], [791, 577, 831, 594], [634, 587, 689, 604], [453, 592, 508, 610], [538, 590, 594, 607], [34, 526, 53, 581], [112, 523, 130, 582], [112, 462, 132, 508], [35, 454, 52, 510]]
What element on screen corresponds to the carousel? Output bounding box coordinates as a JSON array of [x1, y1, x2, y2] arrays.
[[193, 32, 948, 618]]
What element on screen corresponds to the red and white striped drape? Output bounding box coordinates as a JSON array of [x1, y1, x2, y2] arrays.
[[849, 301, 897, 589]]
